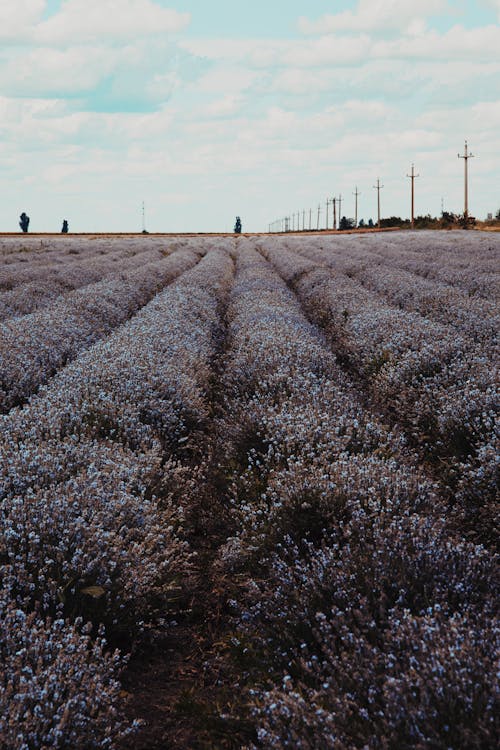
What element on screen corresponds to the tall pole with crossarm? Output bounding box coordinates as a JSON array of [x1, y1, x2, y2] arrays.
[[458, 141, 474, 221], [373, 179, 384, 226], [353, 187, 361, 228], [406, 165, 419, 229]]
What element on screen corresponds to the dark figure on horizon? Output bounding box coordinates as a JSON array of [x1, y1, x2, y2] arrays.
[[234, 216, 242, 234], [61, 220, 69, 234], [19, 213, 30, 233]]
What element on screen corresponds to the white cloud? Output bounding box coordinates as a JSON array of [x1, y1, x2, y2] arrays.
[[203, 94, 245, 118], [0, 46, 117, 96], [36, 0, 190, 44], [0, 0, 45, 40], [374, 24, 500, 61], [298, 0, 451, 35], [193, 67, 258, 95]]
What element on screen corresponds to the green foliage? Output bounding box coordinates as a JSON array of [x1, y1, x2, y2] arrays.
[[339, 216, 355, 230]]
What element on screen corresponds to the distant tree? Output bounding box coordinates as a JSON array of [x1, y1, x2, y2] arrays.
[[457, 213, 476, 229], [441, 211, 457, 226], [339, 216, 355, 230], [405, 214, 439, 229], [358, 218, 365, 228], [368, 218, 374, 228], [380, 216, 407, 228], [61, 220, 69, 234], [19, 212, 30, 233], [234, 216, 242, 234], [496, 208, 500, 220]]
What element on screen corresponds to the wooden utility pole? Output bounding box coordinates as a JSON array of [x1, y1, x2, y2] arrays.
[[326, 199, 330, 230], [317, 204, 321, 230], [373, 179, 384, 226], [302, 209, 306, 231], [309, 208, 312, 230], [142, 201, 146, 233], [406, 164, 419, 229], [458, 140, 474, 220], [338, 194, 343, 226], [353, 187, 361, 227], [332, 197, 337, 230]]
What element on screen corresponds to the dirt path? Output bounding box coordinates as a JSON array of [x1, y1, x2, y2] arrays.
[[119, 247, 255, 749]]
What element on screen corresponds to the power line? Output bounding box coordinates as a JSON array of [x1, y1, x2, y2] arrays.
[[406, 165, 420, 229], [353, 187, 361, 228], [373, 179, 384, 226], [458, 140, 475, 220]]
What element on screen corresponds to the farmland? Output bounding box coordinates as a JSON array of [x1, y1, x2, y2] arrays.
[[0, 231, 498, 749]]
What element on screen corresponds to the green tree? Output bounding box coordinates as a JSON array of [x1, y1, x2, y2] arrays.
[[339, 216, 355, 230]]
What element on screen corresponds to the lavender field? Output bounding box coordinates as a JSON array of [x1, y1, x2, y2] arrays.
[[0, 232, 498, 749]]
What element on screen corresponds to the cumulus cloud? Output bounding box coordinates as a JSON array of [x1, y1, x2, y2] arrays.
[[0, 0, 45, 40], [374, 24, 500, 61], [36, 0, 190, 44], [298, 0, 451, 35]]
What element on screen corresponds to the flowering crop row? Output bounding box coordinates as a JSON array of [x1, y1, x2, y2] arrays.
[[292, 235, 498, 345], [366, 231, 499, 299], [260, 238, 498, 545], [0, 240, 175, 321], [0, 245, 203, 412], [0, 236, 141, 288], [1, 233, 497, 748], [0, 244, 234, 748], [215, 241, 498, 749]]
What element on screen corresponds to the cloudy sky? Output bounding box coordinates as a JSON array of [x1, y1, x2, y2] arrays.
[[0, 0, 499, 232]]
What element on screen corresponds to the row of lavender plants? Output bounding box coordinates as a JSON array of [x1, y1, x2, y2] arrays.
[[0, 244, 234, 748], [0, 238, 183, 321], [216, 242, 498, 749], [259, 239, 498, 546], [360, 232, 499, 299], [290, 235, 498, 344], [0, 245, 204, 413], [0, 237, 126, 285]]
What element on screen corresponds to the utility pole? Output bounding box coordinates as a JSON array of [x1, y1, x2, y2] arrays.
[[317, 204, 321, 230], [309, 208, 312, 231], [406, 164, 419, 229], [326, 199, 330, 230], [141, 200, 146, 233], [338, 194, 343, 226], [458, 140, 474, 220], [353, 187, 361, 228], [332, 197, 337, 230], [302, 209, 306, 231], [373, 179, 384, 226]]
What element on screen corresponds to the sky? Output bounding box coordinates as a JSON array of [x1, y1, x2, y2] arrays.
[[0, 0, 499, 232]]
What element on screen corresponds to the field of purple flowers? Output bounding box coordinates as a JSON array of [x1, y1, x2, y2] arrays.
[[0, 232, 498, 749]]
